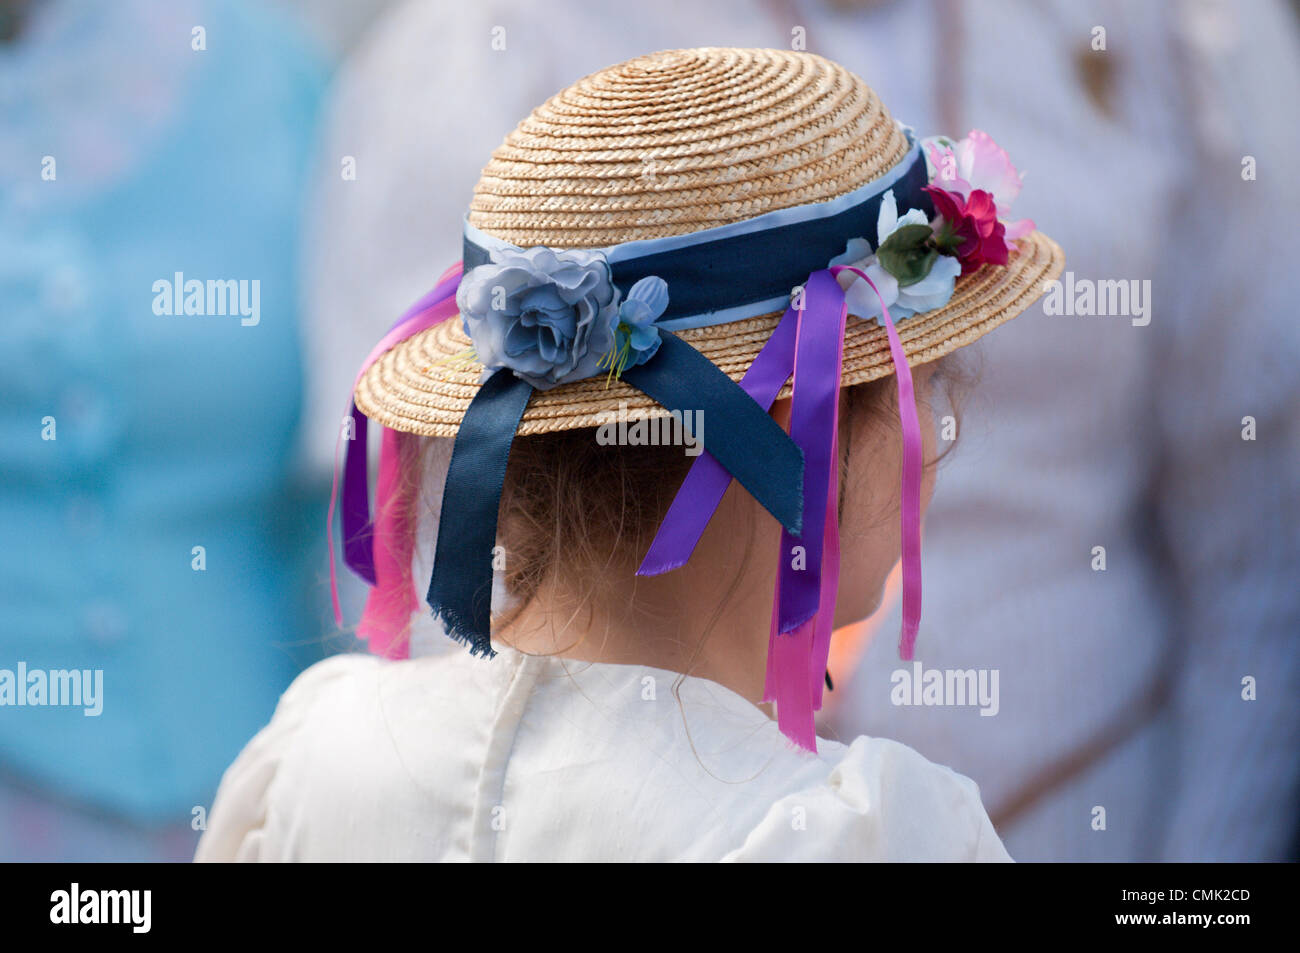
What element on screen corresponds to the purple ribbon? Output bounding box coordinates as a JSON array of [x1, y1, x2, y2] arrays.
[[766, 270, 848, 748], [775, 270, 845, 634], [329, 262, 464, 627], [637, 306, 799, 574]]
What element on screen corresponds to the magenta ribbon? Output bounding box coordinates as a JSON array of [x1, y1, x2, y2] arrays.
[[328, 261, 464, 654], [764, 270, 848, 748], [832, 265, 925, 664], [355, 426, 420, 658], [640, 264, 924, 752]]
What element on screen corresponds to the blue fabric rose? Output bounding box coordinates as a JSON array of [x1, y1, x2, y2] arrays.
[[457, 246, 620, 390]]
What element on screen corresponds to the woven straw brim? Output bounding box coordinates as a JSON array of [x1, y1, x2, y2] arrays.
[[355, 230, 1064, 438]]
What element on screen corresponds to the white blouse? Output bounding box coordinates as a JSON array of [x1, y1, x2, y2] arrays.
[[195, 649, 1010, 862]]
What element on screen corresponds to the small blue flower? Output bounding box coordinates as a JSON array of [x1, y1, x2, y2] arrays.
[[607, 276, 669, 375]]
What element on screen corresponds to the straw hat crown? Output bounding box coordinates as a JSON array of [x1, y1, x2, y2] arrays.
[[467, 47, 911, 246]]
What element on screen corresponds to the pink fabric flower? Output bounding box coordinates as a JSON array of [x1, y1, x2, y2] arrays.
[[923, 185, 1009, 275], [924, 130, 1035, 242]]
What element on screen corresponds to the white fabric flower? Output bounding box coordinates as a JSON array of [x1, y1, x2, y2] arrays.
[[830, 189, 959, 324]]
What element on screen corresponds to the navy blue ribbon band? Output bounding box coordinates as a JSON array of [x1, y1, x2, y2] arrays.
[[426, 369, 534, 658], [463, 144, 931, 326]]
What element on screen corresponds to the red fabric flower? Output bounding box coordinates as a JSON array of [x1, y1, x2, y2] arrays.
[[923, 185, 1009, 275]]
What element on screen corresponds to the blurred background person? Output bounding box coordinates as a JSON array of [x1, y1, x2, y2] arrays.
[[811, 0, 1300, 863], [0, 0, 347, 860], [303, 0, 1299, 862]]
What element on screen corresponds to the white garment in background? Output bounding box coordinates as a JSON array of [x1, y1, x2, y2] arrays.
[[195, 651, 1010, 861], [817, 0, 1300, 863]]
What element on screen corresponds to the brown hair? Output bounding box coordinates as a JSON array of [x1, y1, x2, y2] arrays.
[[400, 349, 975, 648]]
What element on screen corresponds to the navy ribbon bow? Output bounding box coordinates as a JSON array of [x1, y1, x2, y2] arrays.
[[426, 331, 804, 656]]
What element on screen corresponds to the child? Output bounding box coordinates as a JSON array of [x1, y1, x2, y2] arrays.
[[197, 47, 1062, 862]]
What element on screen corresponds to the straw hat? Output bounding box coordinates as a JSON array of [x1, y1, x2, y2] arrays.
[[355, 47, 1064, 438]]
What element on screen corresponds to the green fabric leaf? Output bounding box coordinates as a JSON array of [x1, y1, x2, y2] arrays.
[[931, 219, 963, 255], [877, 224, 939, 287]]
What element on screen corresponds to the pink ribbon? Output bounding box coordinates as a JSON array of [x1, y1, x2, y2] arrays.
[[831, 265, 924, 663], [327, 261, 464, 654], [355, 426, 420, 658]]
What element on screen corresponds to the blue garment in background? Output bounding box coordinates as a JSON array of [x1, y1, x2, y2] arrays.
[[0, 0, 328, 824]]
